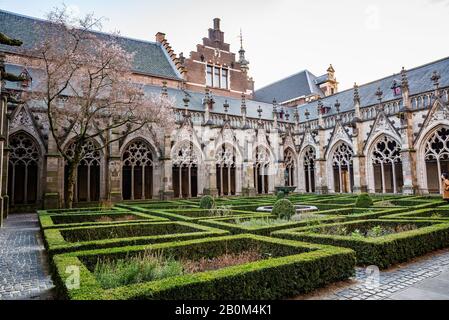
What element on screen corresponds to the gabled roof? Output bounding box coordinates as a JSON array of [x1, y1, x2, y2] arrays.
[[254, 70, 324, 104], [296, 56, 449, 123], [0, 9, 182, 80]]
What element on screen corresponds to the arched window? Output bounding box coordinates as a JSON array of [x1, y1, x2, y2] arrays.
[[424, 126, 449, 193], [254, 146, 270, 194], [371, 136, 403, 194], [65, 140, 101, 202], [284, 149, 295, 187], [216, 145, 236, 196], [332, 142, 354, 193], [122, 140, 154, 200], [8, 132, 40, 205], [172, 141, 199, 198], [303, 146, 316, 193]]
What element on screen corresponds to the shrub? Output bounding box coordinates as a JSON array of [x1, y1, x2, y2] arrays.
[[51, 235, 356, 300], [277, 191, 286, 200], [199, 195, 215, 209], [355, 193, 373, 208], [272, 199, 296, 220]]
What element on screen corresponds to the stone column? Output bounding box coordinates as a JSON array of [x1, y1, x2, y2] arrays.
[[315, 108, 328, 194], [242, 132, 256, 196], [203, 138, 218, 196], [43, 133, 63, 209], [107, 130, 122, 203], [0, 95, 6, 226], [351, 85, 368, 193], [161, 133, 174, 199], [399, 68, 418, 195]]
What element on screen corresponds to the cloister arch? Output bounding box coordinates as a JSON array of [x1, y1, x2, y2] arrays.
[[8, 132, 41, 205], [328, 141, 354, 193], [284, 148, 296, 188], [121, 139, 155, 200], [171, 140, 202, 198], [215, 143, 241, 196], [367, 135, 404, 194], [64, 139, 102, 203], [422, 125, 449, 193], [253, 145, 273, 194], [300, 146, 316, 193]]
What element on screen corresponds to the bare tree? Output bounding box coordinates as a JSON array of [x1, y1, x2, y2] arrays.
[[23, 6, 176, 208]]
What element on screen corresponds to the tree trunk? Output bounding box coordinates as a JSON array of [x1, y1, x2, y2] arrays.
[[65, 160, 78, 209]]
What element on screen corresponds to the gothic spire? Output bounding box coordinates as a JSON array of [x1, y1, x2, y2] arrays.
[[238, 29, 249, 72]]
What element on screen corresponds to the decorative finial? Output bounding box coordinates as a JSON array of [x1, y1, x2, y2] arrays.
[[353, 83, 360, 102], [257, 106, 263, 119], [317, 99, 324, 115], [183, 92, 190, 116], [294, 110, 300, 124], [431, 71, 441, 90], [334, 100, 341, 114], [285, 110, 290, 122], [375, 87, 383, 103], [161, 81, 168, 97], [305, 109, 310, 120], [238, 29, 249, 71], [224, 100, 229, 114], [401, 67, 409, 88]]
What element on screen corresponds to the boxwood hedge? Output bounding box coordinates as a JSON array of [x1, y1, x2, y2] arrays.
[[273, 219, 449, 269], [380, 208, 449, 221], [39, 211, 168, 229], [51, 234, 355, 300], [43, 221, 229, 255]]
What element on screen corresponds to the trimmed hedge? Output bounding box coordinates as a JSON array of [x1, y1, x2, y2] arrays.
[[199, 214, 344, 236], [43, 221, 229, 255], [51, 234, 356, 300], [139, 208, 263, 222], [380, 208, 449, 221], [273, 219, 449, 269], [39, 211, 167, 229], [272, 199, 295, 220], [355, 194, 373, 208], [199, 195, 215, 209]]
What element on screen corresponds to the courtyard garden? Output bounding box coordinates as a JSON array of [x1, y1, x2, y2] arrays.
[[38, 193, 449, 300]]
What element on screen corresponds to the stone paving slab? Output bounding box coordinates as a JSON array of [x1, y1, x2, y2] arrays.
[[0, 214, 54, 300], [296, 248, 449, 300]]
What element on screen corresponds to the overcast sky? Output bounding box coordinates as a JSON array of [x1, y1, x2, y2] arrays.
[[1, 0, 449, 90]]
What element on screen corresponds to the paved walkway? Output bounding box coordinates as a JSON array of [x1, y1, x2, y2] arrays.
[[0, 214, 54, 300], [298, 248, 449, 300]]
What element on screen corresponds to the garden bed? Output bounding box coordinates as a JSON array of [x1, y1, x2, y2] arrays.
[[39, 211, 167, 229], [199, 214, 343, 235], [51, 234, 355, 300], [143, 208, 265, 222], [43, 221, 229, 254], [380, 208, 449, 221], [273, 219, 449, 269]]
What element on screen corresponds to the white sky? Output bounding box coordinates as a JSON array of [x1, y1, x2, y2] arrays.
[[1, 0, 449, 90]]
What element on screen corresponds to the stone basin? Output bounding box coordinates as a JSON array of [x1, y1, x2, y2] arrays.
[[256, 205, 319, 214]]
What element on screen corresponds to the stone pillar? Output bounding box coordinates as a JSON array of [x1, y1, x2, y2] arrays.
[[161, 133, 174, 199], [399, 68, 418, 195], [107, 131, 122, 203], [242, 132, 256, 196], [315, 107, 328, 194], [0, 95, 6, 226], [43, 133, 63, 209], [203, 137, 218, 196], [351, 84, 368, 193]]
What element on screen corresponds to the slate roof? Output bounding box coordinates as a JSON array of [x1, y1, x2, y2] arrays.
[[0, 9, 182, 80], [254, 70, 324, 104], [296, 56, 449, 122]]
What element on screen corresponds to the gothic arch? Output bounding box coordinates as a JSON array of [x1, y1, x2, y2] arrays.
[[417, 124, 449, 194], [171, 140, 203, 198], [215, 143, 240, 196], [253, 145, 274, 194], [8, 131, 42, 205], [284, 147, 297, 188], [327, 140, 354, 193], [64, 139, 104, 203], [366, 134, 404, 194], [121, 138, 156, 200], [299, 145, 317, 193]]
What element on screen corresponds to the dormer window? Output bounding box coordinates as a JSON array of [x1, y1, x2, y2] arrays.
[[206, 65, 229, 89]]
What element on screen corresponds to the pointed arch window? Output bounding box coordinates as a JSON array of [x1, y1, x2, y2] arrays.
[[8, 132, 40, 205], [424, 126, 449, 193], [172, 141, 200, 198], [332, 142, 354, 193], [371, 135, 403, 194], [284, 149, 295, 187], [254, 146, 270, 194], [216, 144, 236, 196], [303, 146, 316, 193], [122, 140, 154, 200], [64, 140, 101, 203]]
